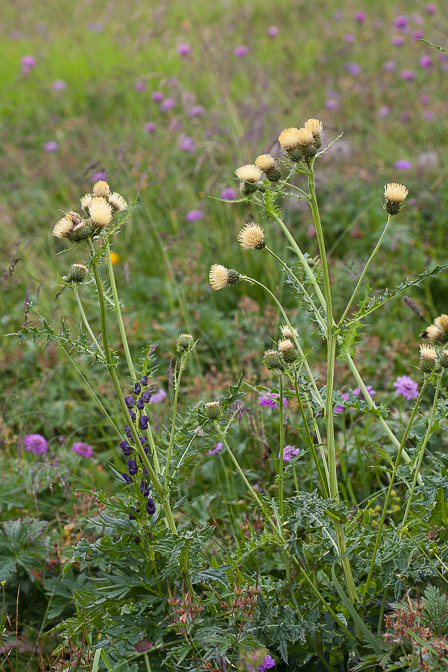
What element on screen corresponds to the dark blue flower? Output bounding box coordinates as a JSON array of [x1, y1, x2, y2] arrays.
[[121, 472, 132, 484], [141, 374, 148, 386], [146, 498, 156, 515], [141, 390, 152, 404], [140, 480, 150, 496], [125, 425, 132, 438], [128, 410, 136, 422], [124, 395, 136, 408], [134, 382, 142, 395], [139, 415, 149, 430], [127, 459, 137, 476], [136, 397, 145, 410]]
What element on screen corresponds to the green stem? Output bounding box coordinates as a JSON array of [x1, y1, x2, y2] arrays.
[[402, 375, 442, 528], [278, 375, 285, 518], [90, 243, 177, 534], [339, 215, 392, 325], [164, 359, 186, 490], [74, 289, 104, 358], [105, 242, 136, 382], [365, 379, 428, 594]]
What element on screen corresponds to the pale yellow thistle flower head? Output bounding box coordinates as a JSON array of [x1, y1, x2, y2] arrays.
[[304, 118, 323, 139], [419, 343, 437, 373], [278, 338, 295, 353], [278, 338, 298, 363], [235, 164, 262, 183], [295, 127, 315, 147], [280, 324, 298, 340], [66, 210, 83, 225], [237, 223, 266, 250], [255, 154, 275, 172], [80, 193, 93, 210], [89, 197, 113, 227], [434, 314, 448, 335], [53, 216, 74, 238], [384, 183, 409, 215], [93, 180, 110, 198], [108, 192, 128, 212], [278, 127, 301, 151], [204, 401, 221, 419], [209, 264, 240, 290], [421, 324, 443, 342]]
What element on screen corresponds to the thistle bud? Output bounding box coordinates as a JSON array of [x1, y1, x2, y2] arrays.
[[280, 324, 298, 340], [384, 183, 408, 215], [278, 338, 299, 363], [69, 220, 95, 242], [255, 154, 281, 182], [235, 164, 262, 195], [93, 180, 110, 198], [205, 401, 221, 420], [209, 264, 240, 290], [177, 333, 194, 354], [262, 349, 284, 370], [62, 263, 88, 284], [237, 223, 266, 250], [419, 344, 437, 373], [439, 350, 448, 368], [295, 127, 317, 159]]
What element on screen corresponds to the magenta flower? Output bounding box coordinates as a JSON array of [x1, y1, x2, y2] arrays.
[[401, 69, 415, 80], [426, 3, 437, 14], [51, 79, 66, 90], [383, 60, 396, 71], [234, 45, 248, 56], [355, 11, 366, 22], [44, 141, 59, 152], [208, 442, 223, 456], [268, 26, 278, 37], [21, 55, 36, 74], [423, 110, 436, 120], [394, 159, 412, 170], [419, 55, 432, 68], [344, 33, 355, 43], [258, 394, 288, 408], [393, 375, 419, 400], [324, 99, 338, 109], [150, 389, 167, 403], [259, 654, 276, 670], [392, 36, 404, 46], [279, 445, 300, 461], [412, 30, 424, 39], [345, 62, 361, 75], [136, 80, 146, 91], [151, 91, 164, 101], [160, 98, 176, 112], [72, 441, 94, 458], [186, 209, 204, 221], [179, 136, 196, 152], [335, 386, 376, 412], [220, 187, 236, 200], [188, 105, 205, 117], [394, 15, 408, 29], [177, 43, 190, 55], [24, 434, 48, 455], [90, 170, 107, 181], [378, 106, 391, 117], [144, 122, 156, 132]]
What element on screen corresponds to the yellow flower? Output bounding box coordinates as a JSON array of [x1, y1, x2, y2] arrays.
[[237, 223, 266, 250], [110, 251, 119, 265]]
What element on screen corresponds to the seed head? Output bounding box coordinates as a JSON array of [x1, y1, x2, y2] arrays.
[[304, 118, 323, 139], [384, 183, 409, 215], [235, 164, 262, 183], [108, 192, 128, 212], [209, 264, 240, 291], [80, 193, 93, 210], [93, 180, 110, 198], [53, 216, 74, 239], [237, 223, 266, 250], [63, 263, 88, 284], [278, 338, 299, 363], [419, 344, 437, 373], [89, 197, 113, 227], [204, 401, 221, 420], [177, 333, 194, 354], [262, 349, 284, 370]]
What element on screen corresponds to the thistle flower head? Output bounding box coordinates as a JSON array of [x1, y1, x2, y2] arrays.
[[204, 401, 221, 420], [419, 343, 437, 372], [421, 314, 448, 342], [255, 154, 275, 172], [304, 118, 323, 139], [80, 193, 93, 210], [70, 220, 95, 242], [108, 192, 128, 212], [66, 210, 83, 226], [278, 338, 298, 363], [53, 216, 74, 239], [63, 263, 88, 284], [177, 333, 194, 354], [280, 324, 298, 340], [439, 349, 448, 368], [278, 127, 302, 150], [209, 264, 240, 290], [434, 314, 448, 335], [295, 127, 315, 146], [262, 349, 284, 370], [384, 183, 408, 214], [93, 180, 110, 198], [89, 197, 113, 227], [235, 164, 262, 183], [237, 223, 266, 250]]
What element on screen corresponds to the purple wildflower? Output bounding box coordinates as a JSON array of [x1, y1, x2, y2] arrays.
[[151, 91, 164, 101], [127, 459, 138, 476], [345, 62, 361, 75], [186, 209, 204, 221], [51, 79, 66, 90], [234, 45, 248, 56], [141, 390, 152, 403], [144, 122, 156, 132], [122, 472, 132, 484], [413, 30, 424, 39], [259, 655, 276, 671], [268, 26, 279, 37], [208, 442, 224, 456], [378, 106, 391, 117], [141, 375, 148, 386], [137, 397, 145, 411], [72, 441, 94, 457], [24, 434, 48, 455], [258, 393, 288, 408], [344, 33, 355, 43], [383, 60, 396, 71], [335, 386, 376, 412], [392, 36, 405, 46], [125, 395, 136, 408], [394, 159, 412, 170], [177, 43, 191, 55], [394, 15, 408, 29], [21, 55, 36, 74], [160, 98, 176, 112], [426, 3, 437, 13], [44, 141, 59, 152], [393, 375, 419, 400], [179, 136, 196, 152], [136, 80, 146, 91], [150, 388, 167, 403], [324, 99, 338, 109], [355, 11, 366, 22], [146, 498, 156, 515], [220, 187, 236, 200], [139, 416, 149, 430], [279, 445, 301, 461], [401, 69, 415, 80], [90, 170, 107, 181], [419, 55, 432, 68], [188, 105, 205, 117], [423, 110, 436, 120]]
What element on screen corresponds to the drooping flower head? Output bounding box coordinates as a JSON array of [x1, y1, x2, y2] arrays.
[[209, 264, 240, 290], [108, 192, 128, 212], [53, 216, 74, 239], [238, 223, 266, 250]]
